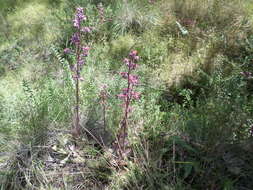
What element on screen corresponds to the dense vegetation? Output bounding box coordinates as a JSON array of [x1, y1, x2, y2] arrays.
[[1, 0, 253, 189]]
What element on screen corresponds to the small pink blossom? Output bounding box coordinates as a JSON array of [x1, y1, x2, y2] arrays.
[[81, 26, 92, 33], [122, 88, 129, 94], [71, 33, 80, 45], [240, 71, 252, 79], [100, 84, 108, 90], [78, 59, 85, 66], [123, 58, 130, 65], [82, 46, 90, 57], [120, 72, 128, 79], [129, 50, 138, 57], [64, 48, 71, 54], [117, 93, 127, 100], [72, 74, 78, 80], [129, 74, 139, 85], [131, 91, 141, 100]]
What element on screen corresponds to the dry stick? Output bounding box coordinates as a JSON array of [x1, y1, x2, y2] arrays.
[[80, 124, 104, 148], [115, 134, 123, 159], [99, 135, 106, 147]]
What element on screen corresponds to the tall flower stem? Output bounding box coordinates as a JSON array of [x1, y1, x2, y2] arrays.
[[121, 65, 131, 151], [117, 50, 140, 157], [75, 30, 81, 136], [64, 7, 91, 138]]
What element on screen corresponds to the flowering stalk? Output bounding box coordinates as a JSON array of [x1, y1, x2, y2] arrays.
[[117, 50, 140, 156], [64, 7, 92, 137]]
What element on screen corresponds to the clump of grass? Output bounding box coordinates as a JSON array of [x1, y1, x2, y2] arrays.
[[1, 0, 253, 189], [112, 0, 161, 35], [4, 2, 61, 46], [110, 34, 135, 60]]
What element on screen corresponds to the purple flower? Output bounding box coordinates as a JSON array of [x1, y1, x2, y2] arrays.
[[81, 46, 90, 57], [117, 93, 127, 100], [69, 64, 75, 72], [129, 50, 139, 61], [120, 72, 128, 79], [122, 88, 129, 94], [123, 58, 130, 65], [124, 54, 138, 70], [78, 59, 85, 66], [129, 74, 139, 85], [129, 50, 137, 57], [72, 74, 79, 80], [130, 63, 137, 70], [64, 48, 71, 54], [240, 71, 252, 79], [131, 91, 141, 100], [73, 7, 86, 28], [71, 32, 80, 45], [81, 26, 92, 33], [100, 84, 108, 90]]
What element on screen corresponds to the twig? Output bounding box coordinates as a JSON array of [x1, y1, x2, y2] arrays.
[[80, 125, 104, 149]]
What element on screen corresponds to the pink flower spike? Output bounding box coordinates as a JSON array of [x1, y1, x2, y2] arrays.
[[73, 7, 86, 28]]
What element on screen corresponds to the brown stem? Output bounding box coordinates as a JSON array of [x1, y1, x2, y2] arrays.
[[121, 64, 131, 152], [103, 102, 106, 133], [75, 30, 81, 136]]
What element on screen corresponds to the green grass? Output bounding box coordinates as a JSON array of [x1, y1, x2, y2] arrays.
[[1, 0, 253, 189]]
